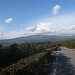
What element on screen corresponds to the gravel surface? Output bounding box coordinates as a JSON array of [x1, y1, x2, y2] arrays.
[[49, 47, 75, 75]]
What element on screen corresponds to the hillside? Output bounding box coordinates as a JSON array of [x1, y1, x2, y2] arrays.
[[0, 35, 75, 45]]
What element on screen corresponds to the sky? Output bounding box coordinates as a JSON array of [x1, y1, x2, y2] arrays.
[[0, 0, 75, 39]]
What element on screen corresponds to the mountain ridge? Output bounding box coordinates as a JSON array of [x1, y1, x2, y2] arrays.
[[0, 35, 75, 44]]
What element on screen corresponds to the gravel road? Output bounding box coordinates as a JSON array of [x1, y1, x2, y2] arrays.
[[50, 47, 75, 75]]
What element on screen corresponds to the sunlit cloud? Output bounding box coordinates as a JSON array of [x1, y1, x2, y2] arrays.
[[5, 18, 14, 24], [1, 21, 75, 39], [52, 5, 61, 15], [69, 25, 75, 30]]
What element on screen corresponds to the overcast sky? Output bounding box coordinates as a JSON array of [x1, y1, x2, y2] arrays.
[[0, 0, 75, 39]]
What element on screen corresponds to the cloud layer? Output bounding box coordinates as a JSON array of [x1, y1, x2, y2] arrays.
[[52, 5, 61, 15], [5, 18, 14, 24], [1, 21, 75, 39]]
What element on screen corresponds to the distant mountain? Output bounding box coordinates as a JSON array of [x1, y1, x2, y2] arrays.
[[0, 35, 75, 44]]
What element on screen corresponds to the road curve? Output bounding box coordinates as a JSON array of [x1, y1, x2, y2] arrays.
[[50, 47, 75, 75]]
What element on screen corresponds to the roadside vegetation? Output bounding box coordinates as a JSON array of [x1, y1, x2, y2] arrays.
[[0, 42, 58, 75], [60, 39, 75, 49], [49, 39, 75, 49]]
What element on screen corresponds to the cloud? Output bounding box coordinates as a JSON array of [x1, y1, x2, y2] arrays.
[[0, 22, 57, 39], [25, 22, 55, 34], [0, 22, 75, 40], [25, 26, 36, 32], [52, 5, 61, 15], [35, 22, 55, 33], [69, 25, 75, 30], [5, 18, 14, 24]]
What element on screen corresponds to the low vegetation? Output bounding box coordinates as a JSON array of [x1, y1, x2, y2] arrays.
[[0, 42, 58, 75], [60, 39, 75, 49], [48, 39, 75, 49]]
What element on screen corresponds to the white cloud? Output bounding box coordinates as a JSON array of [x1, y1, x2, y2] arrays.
[[24, 22, 55, 35], [36, 22, 55, 33], [69, 25, 75, 30], [52, 5, 61, 15], [0, 22, 75, 40], [25, 26, 36, 32], [5, 18, 14, 24], [0, 22, 58, 39]]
